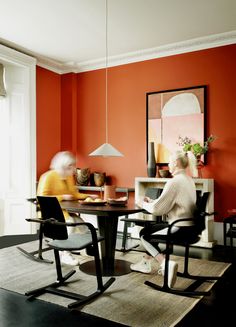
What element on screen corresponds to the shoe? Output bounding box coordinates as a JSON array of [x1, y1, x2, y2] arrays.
[[60, 251, 79, 266], [130, 257, 152, 273], [158, 259, 178, 288]]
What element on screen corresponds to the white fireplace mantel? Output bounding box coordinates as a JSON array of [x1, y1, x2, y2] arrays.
[[135, 177, 215, 248]]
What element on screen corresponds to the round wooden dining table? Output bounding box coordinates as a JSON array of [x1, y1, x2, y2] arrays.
[[61, 201, 143, 276]]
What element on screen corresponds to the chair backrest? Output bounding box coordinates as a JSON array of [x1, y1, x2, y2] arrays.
[[194, 192, 210, 234], [37, 196, 68, 240]]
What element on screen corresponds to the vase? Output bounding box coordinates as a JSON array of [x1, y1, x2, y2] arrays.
[[104, 185, 116, 200], [196, 156, 204, 178], [147, 142, 156, 177], [75, 168, 90, 186], [94, 172, 106, 187]]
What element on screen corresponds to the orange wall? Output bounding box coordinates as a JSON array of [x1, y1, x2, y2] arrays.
[[36, 66, 61, 178], [36, 44, 236, 221], [61, 73, 78, 153]]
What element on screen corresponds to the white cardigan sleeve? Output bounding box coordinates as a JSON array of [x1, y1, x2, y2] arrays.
[[142, 179, 177, 216]]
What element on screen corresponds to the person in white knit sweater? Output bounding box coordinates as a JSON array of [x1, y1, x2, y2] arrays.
[[131, 150, 198, 288]]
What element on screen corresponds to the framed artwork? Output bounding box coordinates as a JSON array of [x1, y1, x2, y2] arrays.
[[146, 85, 206, 165]]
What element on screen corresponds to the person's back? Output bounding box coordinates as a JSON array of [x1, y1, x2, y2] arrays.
[[166, 171, 196, 225], [142, 170, 196, 226]]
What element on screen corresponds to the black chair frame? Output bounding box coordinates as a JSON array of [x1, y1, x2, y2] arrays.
[[17, 198, 53, 264], [25, 196, 115, 309], [144, 193, 221, 297], [25, 218, 115, 308], [223, 215, 236, 248]]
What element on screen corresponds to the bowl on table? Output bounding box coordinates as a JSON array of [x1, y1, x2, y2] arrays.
[[107, 197, 128, 206], [158, 169, 169, 178]]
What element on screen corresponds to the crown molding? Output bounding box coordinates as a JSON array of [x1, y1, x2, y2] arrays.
[[0, 43, 36, 67], [5, 30, 236, 74], [74, 30, 236, 73]]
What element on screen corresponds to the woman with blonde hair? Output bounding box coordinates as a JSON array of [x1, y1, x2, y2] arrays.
[[37, 151, 97, 266], [131, 150, 197, 288]]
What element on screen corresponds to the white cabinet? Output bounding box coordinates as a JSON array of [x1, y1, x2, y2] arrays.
[[135, 177, 215, 248]]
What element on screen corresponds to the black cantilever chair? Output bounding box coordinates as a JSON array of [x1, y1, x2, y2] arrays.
[[17, 198, 53, 264], [144, 192, 221, 297], [25, 196, 115, 309]]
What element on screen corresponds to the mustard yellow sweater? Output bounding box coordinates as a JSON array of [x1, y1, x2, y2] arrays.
[[37, 170, 88, 219]]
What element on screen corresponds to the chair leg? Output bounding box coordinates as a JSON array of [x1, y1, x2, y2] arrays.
[[118, 216, 140, 253], [144, 280, 211, 297], [25, 249, 76, 298], [26, 247, 115, 309], [121, 218, 129, 251], [177, 245, 220, 281], [145, 243, 218, 297], [223, 221, 227, 247], [230, 223, 233, 248], [17, 226, 53, 264], [68, 242, 115, 309]]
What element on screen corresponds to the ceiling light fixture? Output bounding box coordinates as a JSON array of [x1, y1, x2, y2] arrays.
[[89, 0, 123, 157]]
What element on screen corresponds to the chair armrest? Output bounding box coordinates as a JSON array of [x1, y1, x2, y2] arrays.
[[27, 198, 37, 204], [166, 211, 216, 236], [26, 218, 100, 243]]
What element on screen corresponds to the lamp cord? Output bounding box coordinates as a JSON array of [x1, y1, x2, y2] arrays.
[[105, 0, 108, 143]]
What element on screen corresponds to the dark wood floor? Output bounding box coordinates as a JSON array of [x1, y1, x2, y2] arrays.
[[0, 234, 235, 327], [175, 245, 236, 327]]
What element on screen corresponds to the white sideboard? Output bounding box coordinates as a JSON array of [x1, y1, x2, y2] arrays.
[[135, 177, 215, 248]]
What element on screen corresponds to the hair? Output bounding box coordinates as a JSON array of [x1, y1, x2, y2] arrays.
[[172, 150, 198, 177], [50, 151, 76, 171]]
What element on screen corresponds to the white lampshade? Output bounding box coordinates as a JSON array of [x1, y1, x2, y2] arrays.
[[89, 143, 123, 157]]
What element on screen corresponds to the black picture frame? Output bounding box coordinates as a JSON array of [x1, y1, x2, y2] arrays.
[[146, 85, 207, 166]]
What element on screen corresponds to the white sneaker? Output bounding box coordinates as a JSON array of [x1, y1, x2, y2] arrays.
[[158, 259, 178, 288], [130, 257, 152, 273], [60, 251, 79, 266]]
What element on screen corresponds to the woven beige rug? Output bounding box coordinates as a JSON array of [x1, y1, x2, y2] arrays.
[[0, 241, 231, 327]]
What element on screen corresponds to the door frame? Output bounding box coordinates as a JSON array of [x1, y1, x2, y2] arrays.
[[0, 44, 36, 234]]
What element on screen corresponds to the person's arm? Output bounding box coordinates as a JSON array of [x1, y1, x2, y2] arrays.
[[66, 176, 98, 200], [142, 180, 177, 216]]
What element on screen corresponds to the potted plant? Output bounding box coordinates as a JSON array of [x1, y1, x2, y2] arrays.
[[177, 135, 217, 177], [177, 135, 216, 158]]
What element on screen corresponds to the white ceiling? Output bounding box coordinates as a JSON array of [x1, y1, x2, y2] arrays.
[[0, 0, 235, 73]]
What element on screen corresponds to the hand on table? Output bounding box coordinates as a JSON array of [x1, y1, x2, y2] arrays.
[[136, 196, 153, 208], [87, 194, 99, 199], [63, 194, 74, 201], [144, 196, 152, 203]]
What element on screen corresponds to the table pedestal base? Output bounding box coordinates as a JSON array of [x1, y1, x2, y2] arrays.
[[80, 259, 132, 277]]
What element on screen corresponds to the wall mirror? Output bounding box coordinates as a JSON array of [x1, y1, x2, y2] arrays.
[[146, 85, 206, 165]]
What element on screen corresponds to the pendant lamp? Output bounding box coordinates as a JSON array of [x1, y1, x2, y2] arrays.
[[89, 0, 123, 157]]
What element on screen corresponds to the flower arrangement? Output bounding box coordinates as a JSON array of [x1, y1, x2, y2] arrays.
[[177, 135, 216, 158]]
